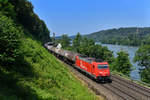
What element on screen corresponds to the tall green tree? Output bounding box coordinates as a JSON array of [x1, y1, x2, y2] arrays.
[[73, 32, 82, 47], [73, 32, 82, 52], [102, 46, 114, 63], [88, 45, 103, 58], [72, 33, 114, 63], [113, 51, 132, 76], [72, 35, 114, 63], [134, 45, 150, 83], [8, 0, 50, 43], [60, 34, 70, 48], [79, 37, 95, 55]]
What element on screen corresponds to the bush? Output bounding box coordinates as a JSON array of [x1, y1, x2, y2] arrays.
[[113, 51, 132, 76], [134, 45, 150, 83], [140, 68, 150, 83], [0, 14, 22, 66]]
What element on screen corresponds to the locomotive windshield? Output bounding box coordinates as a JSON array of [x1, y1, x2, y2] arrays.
[[98, 64, 108, 69]]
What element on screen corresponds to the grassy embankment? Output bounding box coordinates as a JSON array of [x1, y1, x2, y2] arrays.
[[0, 33, 99, 100]]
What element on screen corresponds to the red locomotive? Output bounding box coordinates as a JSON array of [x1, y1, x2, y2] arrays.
[[75, 55, 111, 82], [45, 42, 111, 82]]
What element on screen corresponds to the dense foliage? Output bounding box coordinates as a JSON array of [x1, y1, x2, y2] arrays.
[[3, 0, 50, 43], [0, 14, 22, 67], [77, 38, 114, 63], [112, 51, 132, 76], [0, 0, 16, 19], [59, 34, 70, 48], [0, 0, 50, 67], [0, 34, 98, 100], [73, 32, 82, 52], [134, 45, 150, 83], [57, 33, 134, 77], [0, 1, 99, 100], [58, 33, 114, 63], [86, 27, 150, 46]]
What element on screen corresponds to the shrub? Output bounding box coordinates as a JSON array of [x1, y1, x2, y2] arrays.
[[113, 51, 132, 76], [0, 14, 22, 66], [134, 45, 150, 83]]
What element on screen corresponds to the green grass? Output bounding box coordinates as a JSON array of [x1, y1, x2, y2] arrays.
[[0, 34, 98, 100]]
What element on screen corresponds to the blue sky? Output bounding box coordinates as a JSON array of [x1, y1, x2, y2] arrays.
[[31, 0, 150, 36]]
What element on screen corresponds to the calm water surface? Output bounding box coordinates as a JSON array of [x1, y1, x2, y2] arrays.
[[97, 43, 140, 80]]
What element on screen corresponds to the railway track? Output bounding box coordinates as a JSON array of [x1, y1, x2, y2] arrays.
[[111, 75, 150, 100], [55, 56, 150, 100], [46, 46, 150, 100], [101, 83, 136, 100]]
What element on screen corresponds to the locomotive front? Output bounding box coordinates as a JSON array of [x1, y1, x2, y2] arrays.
[[93, 62, 111, 82]]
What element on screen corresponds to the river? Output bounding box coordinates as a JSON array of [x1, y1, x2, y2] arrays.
[[96, 43, 140, 80]]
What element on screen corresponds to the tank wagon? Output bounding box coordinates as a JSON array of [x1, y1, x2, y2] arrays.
[[44, 42, 111, 82]]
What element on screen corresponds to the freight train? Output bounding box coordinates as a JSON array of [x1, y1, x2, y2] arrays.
[[44, 42, 111, 82]]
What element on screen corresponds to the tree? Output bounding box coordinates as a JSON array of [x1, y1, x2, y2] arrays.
[[8, 0, 50, 43], [134, 45, 150, 83], [113, 51, 132, 76], [142, 35, 150, 45], [60, 34, 70, 48], [73, 32, 82, 52], [0, 0, 16, 19], [101, 46, 114, 63], [72, 33, 114, 63], [88, 45, 103, 59], [0, 14, 22, 66]]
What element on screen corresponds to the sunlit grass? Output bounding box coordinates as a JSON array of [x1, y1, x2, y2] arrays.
[[0, 34, 99, 100]]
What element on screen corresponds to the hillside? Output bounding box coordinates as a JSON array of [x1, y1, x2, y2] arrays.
[[0, 31, 98, 100], [86, 27, 150, 46], [0, 0, 98, 100]]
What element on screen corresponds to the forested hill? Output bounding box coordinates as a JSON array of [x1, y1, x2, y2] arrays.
[[0, 0, 98, 99], [86, 27, 150, 46], [2, 0, 50, 43]]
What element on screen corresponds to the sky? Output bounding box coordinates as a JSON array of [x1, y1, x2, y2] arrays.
[[30, 0, 150, 36]]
